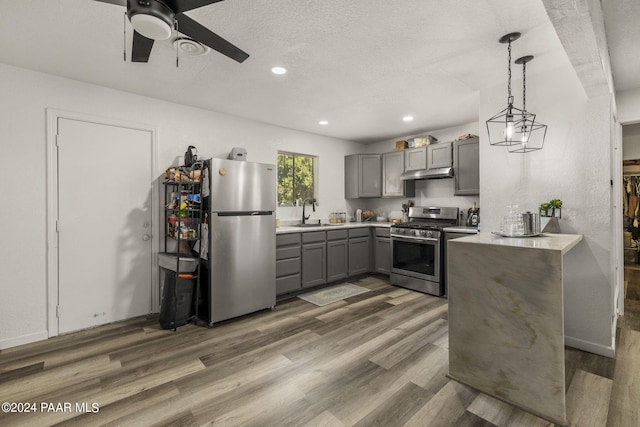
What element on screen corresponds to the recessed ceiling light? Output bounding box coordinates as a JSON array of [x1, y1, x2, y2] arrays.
[[403, 115, 414, 122], [319, 120, 329, 125], [271, 66, 287, 75]]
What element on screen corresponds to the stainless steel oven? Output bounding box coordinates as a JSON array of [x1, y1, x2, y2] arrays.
[[390, 206, 458, 296], [391, 230, 441, 294]]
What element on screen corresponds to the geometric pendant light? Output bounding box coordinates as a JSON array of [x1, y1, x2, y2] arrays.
[[486, 32, 523, 147], [507, 55, 547, 153]]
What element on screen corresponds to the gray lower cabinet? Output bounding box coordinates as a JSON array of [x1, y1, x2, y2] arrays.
[[276, 233, 301, 294], [348, 228, 371, 276], [374, 228, 390, 275], [453, 137, 480, 195], [302, 232, 326, 288], [327, 230, 348, 282]]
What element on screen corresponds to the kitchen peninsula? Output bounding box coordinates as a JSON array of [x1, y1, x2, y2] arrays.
[[447, 233, 582, 426]]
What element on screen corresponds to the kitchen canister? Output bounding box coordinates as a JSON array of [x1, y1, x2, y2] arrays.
[[521, 212, 541, 235]]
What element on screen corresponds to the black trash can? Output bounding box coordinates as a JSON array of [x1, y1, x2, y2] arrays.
[[159, 269, 194, 330]]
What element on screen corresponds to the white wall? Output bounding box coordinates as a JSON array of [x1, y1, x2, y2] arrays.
[[0, 63, 363, 349], [622, 123, 640, 160], [480, 65, 615, 356], [616, 87, 640, 125], [360, 123, 481, 221]]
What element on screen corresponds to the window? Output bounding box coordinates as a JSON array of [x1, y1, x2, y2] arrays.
[[277, 151, 317, 206]]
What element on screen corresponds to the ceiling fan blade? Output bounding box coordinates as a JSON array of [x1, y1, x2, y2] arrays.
[[93, 0, 127, 6], [176, 13, 249, 63], [132, 31, 155, 62], [166, 0, 224, 14]]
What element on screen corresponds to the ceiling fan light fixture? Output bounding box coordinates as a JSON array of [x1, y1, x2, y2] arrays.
[[173, 37, 208, 56], [130, 13, 173, 40]]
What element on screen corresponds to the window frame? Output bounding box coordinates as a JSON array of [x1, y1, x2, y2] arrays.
[[277, 151, 319, 207]]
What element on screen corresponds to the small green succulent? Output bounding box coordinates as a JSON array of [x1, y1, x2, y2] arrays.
[[550, 199, 563, 209], [539, 202, 551, 212]]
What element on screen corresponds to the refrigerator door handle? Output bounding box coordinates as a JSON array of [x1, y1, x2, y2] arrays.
[[215, 211, 273, 217]]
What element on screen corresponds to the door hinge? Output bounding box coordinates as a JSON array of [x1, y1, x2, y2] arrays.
[[56, 305, 60, 318], [56, 220, 60, 233], [55, 134, 60, 148]]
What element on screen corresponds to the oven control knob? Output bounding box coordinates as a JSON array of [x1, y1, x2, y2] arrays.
[[425, 230, 433, 238], [419, 230, 427, 236]]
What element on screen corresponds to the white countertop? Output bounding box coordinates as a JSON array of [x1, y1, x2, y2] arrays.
[[276, 222, 392, 234], [443, 226, 478, 234], [450, 232, 583, 254]]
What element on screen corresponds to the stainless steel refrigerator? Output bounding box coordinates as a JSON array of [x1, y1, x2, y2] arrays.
[[204, 158, 276, 324]]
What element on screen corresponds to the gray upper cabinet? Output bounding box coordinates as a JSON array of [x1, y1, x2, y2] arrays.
[[427, 142, 453, 169], [382, 151, 415, 198], [404, 147, 427, 171], [345, 154, 381, 198], [453, 137, 480, 196]]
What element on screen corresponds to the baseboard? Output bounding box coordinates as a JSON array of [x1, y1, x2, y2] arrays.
[[565, 335, 615, 358], [0, 330, 49, 350]]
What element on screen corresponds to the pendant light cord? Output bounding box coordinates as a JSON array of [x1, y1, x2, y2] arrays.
[[123, 12, 127, 62], [507, 40, 512, 103], [175, 19, 180, 68], [522, 61, 527, 113]]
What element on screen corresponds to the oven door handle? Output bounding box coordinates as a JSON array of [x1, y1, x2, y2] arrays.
[[391, 235, 439, 243]]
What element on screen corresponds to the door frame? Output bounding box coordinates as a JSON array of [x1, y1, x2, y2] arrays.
[[46, 109, 159, 337]]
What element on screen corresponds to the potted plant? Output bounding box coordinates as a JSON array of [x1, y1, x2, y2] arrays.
[[540, 199, 562, 219], [539, 202, 552, 217]]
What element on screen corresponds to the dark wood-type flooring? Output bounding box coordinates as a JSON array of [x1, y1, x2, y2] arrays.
[[0, 276, 638, 426]]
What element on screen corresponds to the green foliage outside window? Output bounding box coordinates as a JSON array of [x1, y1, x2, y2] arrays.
[[277, 152, 316, 206]]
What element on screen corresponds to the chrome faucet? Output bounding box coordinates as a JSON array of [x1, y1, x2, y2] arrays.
[[302, 198, 316, 224]]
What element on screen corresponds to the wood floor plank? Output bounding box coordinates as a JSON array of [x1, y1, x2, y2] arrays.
[[402, 380, 478, 427], [0, 328, 168, 373], [387, 291, 426, 306], [466, 393, 553, 427], [58, 382, 181, 427], [0, 354, 119, 402], [607, 328, 640, 427], [302, 410, 345, 427], [352, 381, 435, 427], [566, 369, 612, 427], [370, 317, 447, 370], [0, 280, 636, 426]]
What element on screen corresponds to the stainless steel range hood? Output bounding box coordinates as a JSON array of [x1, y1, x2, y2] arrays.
[[400, 167, 454, 180]]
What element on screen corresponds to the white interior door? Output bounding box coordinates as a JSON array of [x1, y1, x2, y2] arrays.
[[57, 118, 153, 334]]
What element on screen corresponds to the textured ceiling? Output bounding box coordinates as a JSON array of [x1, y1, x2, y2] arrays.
[[0, 0, 629, 144]]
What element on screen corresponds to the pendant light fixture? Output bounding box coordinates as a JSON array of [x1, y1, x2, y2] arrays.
[[486, 32, 522, 147], [508, 55, 547, 153]]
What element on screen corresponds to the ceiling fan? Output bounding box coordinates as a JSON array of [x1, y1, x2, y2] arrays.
[[95, 0, 249, 63]]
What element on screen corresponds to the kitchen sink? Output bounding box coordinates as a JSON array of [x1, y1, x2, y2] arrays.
[[292, 223, 333, 227]]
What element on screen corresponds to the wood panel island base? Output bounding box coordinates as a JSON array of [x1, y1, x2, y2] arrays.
[[447, 233, 583, 426]]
